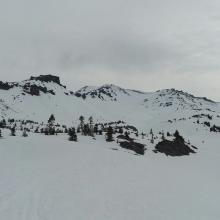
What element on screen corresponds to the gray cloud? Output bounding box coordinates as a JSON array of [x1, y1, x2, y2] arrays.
[[0, 0, 220, 100]]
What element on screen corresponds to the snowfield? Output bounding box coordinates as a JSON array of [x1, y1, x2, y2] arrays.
[[0, 130, 219, 220], [0, 75, 220, 219]]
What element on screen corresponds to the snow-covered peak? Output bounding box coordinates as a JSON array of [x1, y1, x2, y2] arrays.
[[0, 75, 220, 132], [143, 88, 217, 112], [157, 88, 216, 103], [0, 74, 69, 97], [75, 84, 131, 101]]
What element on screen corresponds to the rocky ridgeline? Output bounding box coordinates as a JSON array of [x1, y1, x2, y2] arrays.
[[157, 88, 215, 104], [0, 81, 18, 90], [29, 75, 62, 86], [75, 84, 131, 101], [0, 75, 66, 96]]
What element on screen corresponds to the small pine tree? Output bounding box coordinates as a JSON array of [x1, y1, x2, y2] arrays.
[[79, 116, 85, 135], [0, 129, 2, 138], [83, 124, 90, 136], [10, 127, 16, 136], [44, 127, 49, 135], [22, 128, 28, 137], [150, 128, 154, 144], [0, 119, 6, 128], [118, 127, 123, 134], [68, 127, 77, 141], [48, 127, 55, 135], [34, 127, 38, 133], [88, 116, 94, 137], [94, 124, 98, 134], [77, 126, 81, 133], [48, 114, 55, 135], [161, 131, 165, 140], [48, 114, 55, 124], [174, 130, 184, 142], [174, 130, 180, 137], [106, 126, 114, 142], [124, 131, 129, 139]]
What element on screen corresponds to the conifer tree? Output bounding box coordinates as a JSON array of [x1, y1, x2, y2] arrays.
[[83, 124, 90, 136], [125, 131, 129, 139], [48, 114, 55, 135], [48, 114, 55, 124], [44, 127, 49, 135], [77, 126, 81, 133], [174, 130, 184, 142], [0, 129, 2, 138], [88, 116, 94, 137], [68, 127, 77, 141], [119, 127, 123, 134], [150, 128, 154, 143], [106, 126, 114, 142], [10, 127, 16, 136], [161, 131, 165, 140], [79, 115, 85, 135], [94, 124, 98, 135], [22, 128, 28, 137]]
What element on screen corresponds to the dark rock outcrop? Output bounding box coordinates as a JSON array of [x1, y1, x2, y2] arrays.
[[0, 81, 14, 90], [119, 141, 145, 155], [23, 83, 55, 96], [154, 135, 196, 156], [210, 125, 220, 132], [30, 75, 61, 85], [117, 134, 133, 142]]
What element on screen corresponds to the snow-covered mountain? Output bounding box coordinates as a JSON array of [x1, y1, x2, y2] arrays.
[[1, 75, 220, 220], [0, 74, 220, 133]]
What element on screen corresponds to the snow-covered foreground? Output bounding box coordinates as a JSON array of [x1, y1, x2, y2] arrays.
[[0, 131, 219, 220]]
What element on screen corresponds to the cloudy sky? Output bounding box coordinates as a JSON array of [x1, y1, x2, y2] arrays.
[[0, 0, 220, 100]]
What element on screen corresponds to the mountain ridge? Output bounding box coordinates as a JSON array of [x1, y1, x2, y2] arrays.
[[0, 74, 218, 103], [0, 74, 219, 134]]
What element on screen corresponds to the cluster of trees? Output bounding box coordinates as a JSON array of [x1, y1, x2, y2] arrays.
[[10, 126, 28, 137], [0, 126, 28, 138], [76, 116, 136, 142], [40, 114, 79, 141], [0, 115, 145, 150], [78, 116, 94, 137], [68, 127, 77, 141]]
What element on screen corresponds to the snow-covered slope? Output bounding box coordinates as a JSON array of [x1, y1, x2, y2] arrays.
[[0, 75, 220, 133], [0, 130, 219, 220], [0, 75, 220, 220]]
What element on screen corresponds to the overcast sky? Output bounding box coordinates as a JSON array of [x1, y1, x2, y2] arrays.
[[0, 0, 220, 101]]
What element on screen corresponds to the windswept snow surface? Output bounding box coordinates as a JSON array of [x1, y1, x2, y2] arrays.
[[0, 130, 219, 220]]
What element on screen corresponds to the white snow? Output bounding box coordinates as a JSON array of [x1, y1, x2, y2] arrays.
[[0, 130, 219, 220], [0, 76, 220, 219]]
